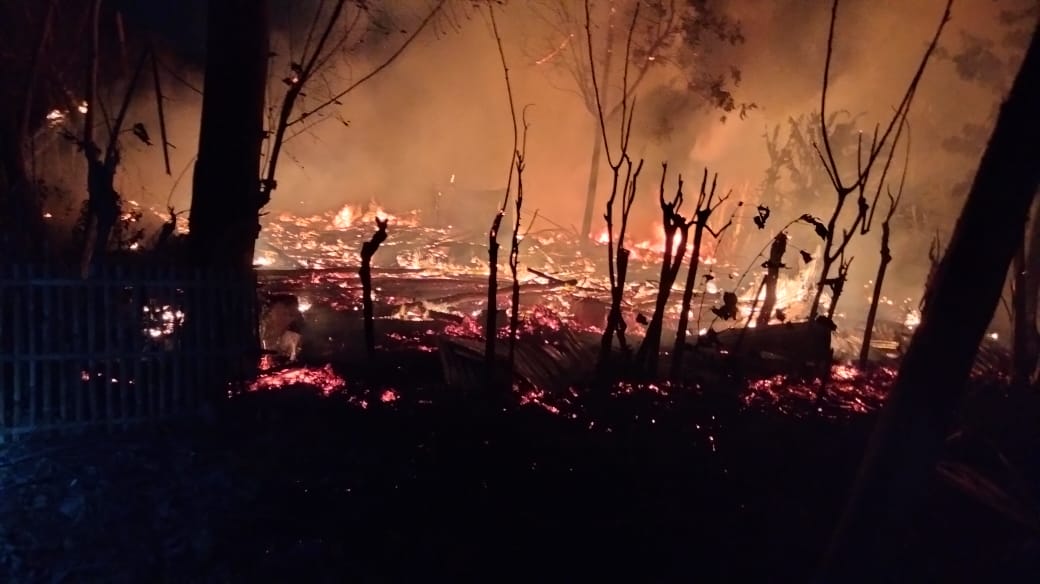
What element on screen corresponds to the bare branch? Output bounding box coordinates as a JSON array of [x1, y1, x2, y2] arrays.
[[289, 1, 447, 126]]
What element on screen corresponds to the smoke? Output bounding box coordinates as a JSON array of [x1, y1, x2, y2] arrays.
[[35, 0, 1031, 316]]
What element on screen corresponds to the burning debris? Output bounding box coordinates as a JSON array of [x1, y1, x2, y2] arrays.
[[141, 302, 185, 342]]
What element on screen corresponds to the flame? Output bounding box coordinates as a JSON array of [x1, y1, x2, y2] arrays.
[[904, 308, 921, 329], [77, 101, 88, 114], [331, 201, 420, 231], [332, 204, 356, 229]]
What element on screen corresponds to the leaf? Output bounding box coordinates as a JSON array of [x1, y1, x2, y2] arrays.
[[775, 308, 787, 323], [703, 273, 715, 282], [131, 122, 152, 145], [752, 205, 771, 229], [800, 214, 830, 240], [636, 313, 649, 325], [799, 250, 813, 263], [711, 291, 739, 320]]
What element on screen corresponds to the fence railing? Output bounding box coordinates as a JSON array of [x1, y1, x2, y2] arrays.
[[0, 263, 259, 441]]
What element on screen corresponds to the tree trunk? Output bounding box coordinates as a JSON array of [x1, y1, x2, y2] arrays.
[[189, 0, 269, 270], [360, 219, 388, 356], [580, 137, 603, 239], [756, 233, 788, 328], [671, 226, 705, 378], [859, 223, 892, 368], [1, 0, 54, 256], [636, 225, 689, 377], [819, 24, 1040, 581], [1013, 199, 1040, 386], [1028, 201, 1040, 387]]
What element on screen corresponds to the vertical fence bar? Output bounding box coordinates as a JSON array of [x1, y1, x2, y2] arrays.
[[71, 267, 84, 428], [152, 263, 163, 417], [133, 268, 145, 424], [86, 264, 99, 428], [148, 264, 160, 420], [53, 265, 67, 431], [110, 265, 124, 428], [11, 264, 22, 440], [100, 265, 113, 429], [0, 264, 8, 442], [170, 267, 181, 415], [182, 269, 197, 413], [41, 264, 53, 432], [115, 266, 129, 425], [191, 268, 204, 409], [157, 265, 168, 420], [26, 264, 37, 434], [0, 264, 6, 442]]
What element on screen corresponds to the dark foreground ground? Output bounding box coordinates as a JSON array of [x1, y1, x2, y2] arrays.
[[2, 355, 1039, 583]]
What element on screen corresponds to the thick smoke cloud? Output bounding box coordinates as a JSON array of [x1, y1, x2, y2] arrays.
[[41, 0, 1031, 313]]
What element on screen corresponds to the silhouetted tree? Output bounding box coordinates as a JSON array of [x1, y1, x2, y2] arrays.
[[531, 0, 746, 239], [189, 0, 270, 269], [821, 19, 1039, 582]]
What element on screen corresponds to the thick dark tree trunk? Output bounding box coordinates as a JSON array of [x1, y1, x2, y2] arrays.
[[0, 0, 53, 256], [189, 0, 269, 270], [0, 119, 33, 252], [819, 25, 1040, 581], [1027, 203, 1040, 386], [1012, 201, 1039, 386]]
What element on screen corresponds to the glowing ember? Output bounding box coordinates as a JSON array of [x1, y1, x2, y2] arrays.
[[380, 389, 399, 403], [249, 364, 346, 396], [141, 303, 186, 340], [744, 364, 896, 418], [904, 308, 921, 329], [77, 101, 89, 114]]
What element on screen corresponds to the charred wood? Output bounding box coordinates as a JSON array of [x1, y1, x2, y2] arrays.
[[756, 233, 788, 328], [360, 218, 388, 355]]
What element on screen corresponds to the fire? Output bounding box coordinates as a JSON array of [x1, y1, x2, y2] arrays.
[[332, 204, 356, 229], [904, 308, 921, 329], [249, 364, 346, 396], [331, 201, 420, 230]]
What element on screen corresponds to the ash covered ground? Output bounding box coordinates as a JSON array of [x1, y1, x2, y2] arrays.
[[3, 206, 1035, 582]]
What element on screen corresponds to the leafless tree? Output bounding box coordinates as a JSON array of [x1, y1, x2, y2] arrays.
[[670, 168, 731, 378], [859, 123, 910, 367], [634, 163, 694, 377], [579, 0, 645, 378], [806, 0, 951, 320], [530, 0, 744, 239], [191, 0, 448, 269], [508, 109, 531, 377], [820, 12, 1040, 583], [484, 2, 520, 386]]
